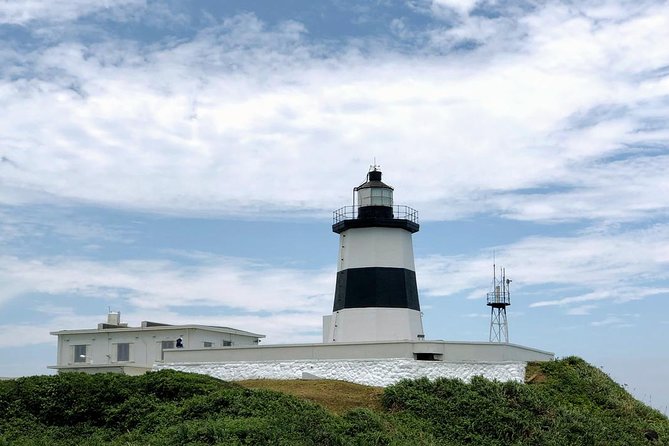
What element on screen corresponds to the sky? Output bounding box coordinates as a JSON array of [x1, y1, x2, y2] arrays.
[[0, 0, 667, 413]]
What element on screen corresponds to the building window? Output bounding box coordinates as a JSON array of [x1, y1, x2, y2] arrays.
[[203, 341, 213, 348], [222, 340, 232, 346], [414, 353, 442, 361], [116, 343, 130, 362], [358, 188, 371, 206], [74, 345, 87, 363], [160, 340, 175, 360]]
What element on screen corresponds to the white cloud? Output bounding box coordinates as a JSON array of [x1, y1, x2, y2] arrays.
[[418, 224, 669, 307], [529, 288, 669, 308], [0, 4, 667, 224], [0, 251, 334, 348], [566, 304, 598, 316], [4, 222, 665, 346], [3, 221, 660, 336], [0, 0, 147, 25], [431, 0, 480, 15], [0, 206, 132, 247], [590, 315, 634, 327], [0, 308, 103, 348], [494, 154, 669, 222], [0, 324, 56, 347], [0, 255, 334, 313]]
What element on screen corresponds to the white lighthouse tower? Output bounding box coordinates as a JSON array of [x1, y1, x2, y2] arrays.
[[323, 167, 425, 343]]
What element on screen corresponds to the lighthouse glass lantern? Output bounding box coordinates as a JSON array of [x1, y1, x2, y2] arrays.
[[356, 169, 394, 219]]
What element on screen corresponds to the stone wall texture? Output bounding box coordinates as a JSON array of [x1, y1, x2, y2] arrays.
[[155, 359, 527, 387]]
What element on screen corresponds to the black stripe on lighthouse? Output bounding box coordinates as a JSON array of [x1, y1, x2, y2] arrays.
[[333, 267, 420, 311]]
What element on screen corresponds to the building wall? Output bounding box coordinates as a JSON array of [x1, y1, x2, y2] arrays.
[[163, 340, 554, 363], [156, 358, 528, 387], [327, 226, 424, 342], [338, 227, 416, 270], [158, 338, 549, 387], [53, 328, 259, 371], [324, 308, 424, 343]]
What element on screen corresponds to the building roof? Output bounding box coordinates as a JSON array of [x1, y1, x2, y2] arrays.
[[50, 321, 265, 338], [355, 179, 393, 190], [355, 169, 394, 191]]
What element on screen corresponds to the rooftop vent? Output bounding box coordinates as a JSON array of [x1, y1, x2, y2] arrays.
[[107, 311, 121, 326]]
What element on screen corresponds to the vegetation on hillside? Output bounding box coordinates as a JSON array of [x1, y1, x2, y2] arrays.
[[0, 357, 666, 445], [238, 379, 384, 414]]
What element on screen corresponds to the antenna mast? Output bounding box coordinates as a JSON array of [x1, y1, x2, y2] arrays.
[[487, 262, 511, 343]]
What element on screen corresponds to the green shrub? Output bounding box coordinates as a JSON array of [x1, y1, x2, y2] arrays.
[[0, 358, 666, 445], [381, 357, 669, 446]]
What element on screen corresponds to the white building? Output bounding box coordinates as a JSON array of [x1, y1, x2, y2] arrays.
[[49, 312, 264, 375]]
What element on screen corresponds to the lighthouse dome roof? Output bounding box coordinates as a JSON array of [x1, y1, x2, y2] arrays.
[[355, 170, 394, 191]]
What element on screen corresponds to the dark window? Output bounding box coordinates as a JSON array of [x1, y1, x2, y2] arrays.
[[415, 353, 439, 361], [117, 343, 130, 361], [74, 345, 87, 363], [203, 341, 213, 348], [223, 340, 232, 346]]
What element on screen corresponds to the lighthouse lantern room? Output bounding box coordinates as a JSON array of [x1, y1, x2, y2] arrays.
[[323, 167, 424, 343]]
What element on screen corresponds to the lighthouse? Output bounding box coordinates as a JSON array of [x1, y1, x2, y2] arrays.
[[323, 167, 425, 343]]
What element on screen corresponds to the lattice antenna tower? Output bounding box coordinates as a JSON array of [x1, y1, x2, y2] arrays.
[[487, 260, 511, 343]]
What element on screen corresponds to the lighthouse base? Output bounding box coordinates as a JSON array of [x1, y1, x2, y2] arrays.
[[322, 308, 424, 343]]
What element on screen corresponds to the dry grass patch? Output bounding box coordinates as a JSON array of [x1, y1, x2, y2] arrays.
[[525, 362, 547, 384], [238, 379, 384, 414]]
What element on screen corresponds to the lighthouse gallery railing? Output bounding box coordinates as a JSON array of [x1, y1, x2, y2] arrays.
[[332, 205, 419, 225]]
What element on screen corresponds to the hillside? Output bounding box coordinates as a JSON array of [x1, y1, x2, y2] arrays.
[[0, 357, 666, 445]]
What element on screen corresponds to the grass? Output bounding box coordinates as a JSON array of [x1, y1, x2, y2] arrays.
[[238, 379, 384, 414]]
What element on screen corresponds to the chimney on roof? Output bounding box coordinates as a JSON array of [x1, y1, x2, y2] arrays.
[[107, 311, 121, 326]]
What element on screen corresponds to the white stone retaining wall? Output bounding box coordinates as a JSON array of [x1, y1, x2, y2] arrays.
[[155, 359, 527, 387]]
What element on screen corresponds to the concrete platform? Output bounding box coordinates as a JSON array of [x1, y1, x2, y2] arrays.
[[162, 339, 554, 364]]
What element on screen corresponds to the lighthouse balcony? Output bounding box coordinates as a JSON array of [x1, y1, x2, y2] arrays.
[[332, 205, 419, 234]]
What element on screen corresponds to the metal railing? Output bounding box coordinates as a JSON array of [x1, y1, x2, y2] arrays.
[[486, 289, 510, 306], [332, 205, 419, 225]]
